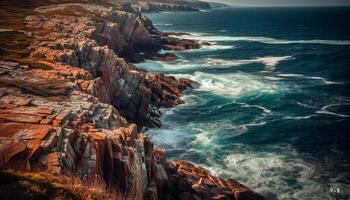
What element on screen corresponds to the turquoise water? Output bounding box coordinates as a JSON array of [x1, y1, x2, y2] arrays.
[[138, 7, 350, 200]]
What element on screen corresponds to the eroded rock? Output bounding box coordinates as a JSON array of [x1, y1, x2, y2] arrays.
[[0, 2, 263, 200]]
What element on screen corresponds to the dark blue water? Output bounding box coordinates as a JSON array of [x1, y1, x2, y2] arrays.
[[138, 7, 350, 200]]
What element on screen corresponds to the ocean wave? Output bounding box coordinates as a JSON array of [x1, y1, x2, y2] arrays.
[[205, 56, 293, 69], [138, 55, 293, 72], [136, 59, 200, 71], [316, 104, 350, 118], [174, 71, 280, 99], [283, 115, 317, 120], [188, 121, 254, 146], [174, 34, 350, 45], [198, 44, 235, 51], [237, 102, 272, 114], [277, 73, 305, 78], [277, 73, 341, 85], [201, 144, 337, 200], [147, 126, 195, 149], [296, 102, 317, 109], [153, 23, 174, 26], [306, 76, 340, 85]]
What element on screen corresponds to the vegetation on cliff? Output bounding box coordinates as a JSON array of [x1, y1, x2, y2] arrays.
[[0, 169, 125, 200]]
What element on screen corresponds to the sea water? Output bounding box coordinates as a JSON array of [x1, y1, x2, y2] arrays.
[[137, 7, 350, 200]]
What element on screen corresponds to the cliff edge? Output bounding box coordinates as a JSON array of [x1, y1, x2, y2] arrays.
[[0, 2, 263, 200]]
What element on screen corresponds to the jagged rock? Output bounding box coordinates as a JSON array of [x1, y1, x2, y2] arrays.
[[0, 2, 263, 200], [166, 160, 264, 200], [146, 52, 177, 61], [23, 3, 196, 128], [138, 2, 199, 13]]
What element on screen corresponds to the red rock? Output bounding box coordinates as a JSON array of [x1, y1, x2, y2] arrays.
[[165, 160, 263, 200], [0, 2, 263, 199], [0, 104, 18, 109], [0, 113, 43, 123]]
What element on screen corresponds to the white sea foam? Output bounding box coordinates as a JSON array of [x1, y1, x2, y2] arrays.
[[316, 104, 350, 118], [277, 73, 305, 78], [277, 73, 341, 85], [296, 102, 316, 109], [174, 34, 350, 45], [174, 71, 280, 99], [205, 56, 293, 69], [283, 115, 316, 120], [154, 23, 174, 26], [239, 103, 272, 114], [199, 44, 235, 51], [264, 76, 283, 81], [307, 76, 340, 85], [136, 60, 200, 71], [189, 121, 253, 146], [201, 144, 337, 200]]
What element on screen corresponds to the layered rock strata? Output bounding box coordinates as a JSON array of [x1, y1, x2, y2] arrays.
[[136, 0, 212, 13], [0, 2, 263, 200]]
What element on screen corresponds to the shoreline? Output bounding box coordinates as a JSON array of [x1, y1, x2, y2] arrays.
[[0, 2, 264, 200]]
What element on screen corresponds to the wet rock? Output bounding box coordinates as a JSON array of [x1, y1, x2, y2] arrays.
[[0, 2, 263, 200], [146, 52, 177, 61], [166, 160, 264, 200]]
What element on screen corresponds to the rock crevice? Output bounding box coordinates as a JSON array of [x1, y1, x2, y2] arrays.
[[0, 2, 263, 200]]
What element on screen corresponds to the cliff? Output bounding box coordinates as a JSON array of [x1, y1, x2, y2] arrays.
[[0, 2, 263, 200], [136, 0, 211, 12]]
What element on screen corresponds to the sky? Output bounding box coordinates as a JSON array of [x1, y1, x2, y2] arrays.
[[205, 0, 350, 7]]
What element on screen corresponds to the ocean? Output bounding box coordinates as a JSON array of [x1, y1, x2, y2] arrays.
[[137, 7, 350, 200]]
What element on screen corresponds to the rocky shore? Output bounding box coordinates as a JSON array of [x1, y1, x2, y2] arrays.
[[136, 0, 210, 13], [0, 1, 263, 200]]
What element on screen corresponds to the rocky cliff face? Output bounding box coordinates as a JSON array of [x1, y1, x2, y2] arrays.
[[137, 2, 198, 13], [136, 0, 211, 13], [0, 2, 263, 200]]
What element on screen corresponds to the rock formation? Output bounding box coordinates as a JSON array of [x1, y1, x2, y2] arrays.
[[136, 0, 211, 13], [0, 2, 263, 200]]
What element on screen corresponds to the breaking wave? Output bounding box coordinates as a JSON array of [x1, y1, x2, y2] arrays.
[[173, 71, 281, 99], [276, 73, 341, 85], [174, 34, 350, 45], [205, 56, 293, 69]]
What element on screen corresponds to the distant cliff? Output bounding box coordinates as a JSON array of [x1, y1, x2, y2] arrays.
[[136, 0, 213, 12], [0, 1, 262, 200]]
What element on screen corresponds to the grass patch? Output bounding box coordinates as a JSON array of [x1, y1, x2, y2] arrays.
[[0, 169, 125, 200]]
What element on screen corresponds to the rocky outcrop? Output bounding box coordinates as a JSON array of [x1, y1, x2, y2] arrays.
[[0, 61, 162, 199], [136, 0, 212, 12], [0, 62, 262, 199], [0, 2, 263, 200], [166, 161, 264, 200], [23, 3, 197, 128], [137, 2, 198, 13]]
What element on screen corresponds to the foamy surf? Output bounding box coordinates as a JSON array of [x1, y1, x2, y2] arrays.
[[173, 71, 281, 99], [144, 8, 350, 200], [238, 103, 272, 114], [174, 34, 350, 45], [153, 23, 174, 26], [276, 73, 341, 85], [205, 56, 294, 69], [220, 145, 333, 200], [316, 104, 350, 118], [283, 115, 317, 120], [189, 44, 235, 51]]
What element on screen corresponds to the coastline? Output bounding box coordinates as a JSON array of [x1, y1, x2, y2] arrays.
[[0, 1, 264, 200], [141, 7, 350, 200]]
